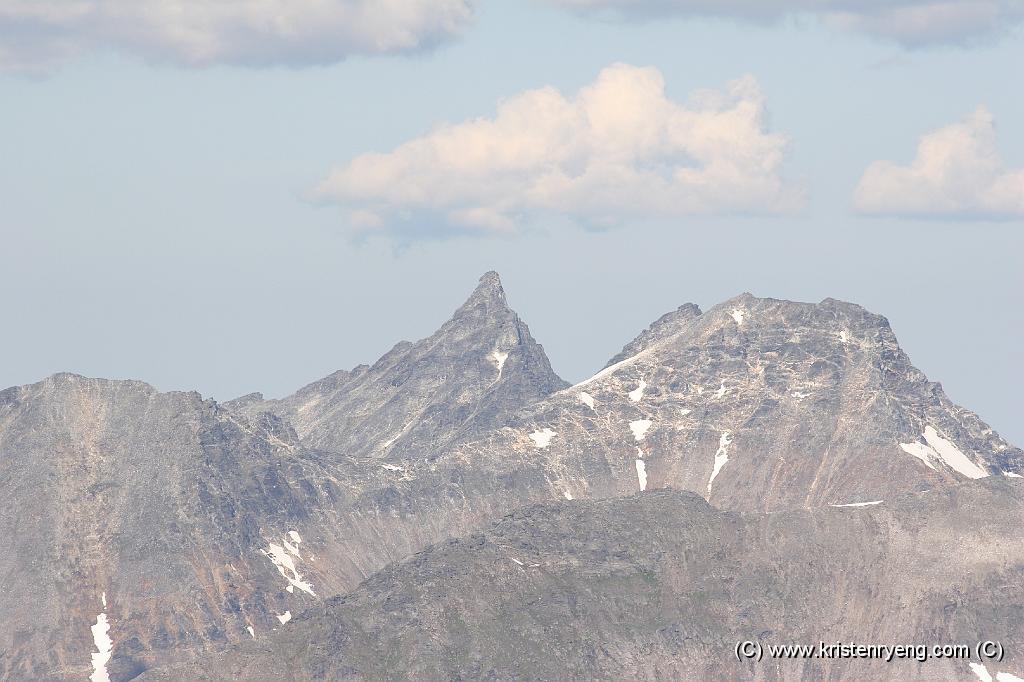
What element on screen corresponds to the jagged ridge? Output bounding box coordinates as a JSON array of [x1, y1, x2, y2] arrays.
[[229, 271, 567, 459]]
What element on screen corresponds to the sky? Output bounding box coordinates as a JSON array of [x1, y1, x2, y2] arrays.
[[0, 0, 1021, 442]]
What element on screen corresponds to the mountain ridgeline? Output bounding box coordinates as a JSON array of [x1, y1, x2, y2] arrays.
[[0, 272, 1020, 681], [226, 272, 567, 460]]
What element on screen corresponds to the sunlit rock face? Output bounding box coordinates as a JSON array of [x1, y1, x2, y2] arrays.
[[429, 292, 1020, 513], [2, 275, 1019, 681], [228, 271, 567, 461], [0, 373, 365, 680]]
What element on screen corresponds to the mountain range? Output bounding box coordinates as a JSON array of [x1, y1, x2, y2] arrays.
[[0, 272, 1019, 682]]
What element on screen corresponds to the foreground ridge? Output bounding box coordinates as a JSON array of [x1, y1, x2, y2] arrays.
[[138, 480, 1024, 681]]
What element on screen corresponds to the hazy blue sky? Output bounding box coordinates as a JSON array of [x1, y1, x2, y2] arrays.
[[1, 0, 1021, 442]]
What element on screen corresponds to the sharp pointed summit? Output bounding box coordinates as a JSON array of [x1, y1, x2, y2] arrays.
[[441, 271, 510, 330], [467, 270, 506, 304], [230, 272, 567, 458]]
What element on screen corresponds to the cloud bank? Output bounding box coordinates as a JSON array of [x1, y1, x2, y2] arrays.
[[854, 108, 1024, 220], [313, 64, 801, 240], [0, 0, 473, 72], [545, 0, 1024, 47]]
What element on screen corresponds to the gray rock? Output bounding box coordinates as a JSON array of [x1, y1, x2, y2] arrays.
[[137, 478, 1024, 682], [0, 374, 362, 680], [228, 271, 567, 460], [435, 293, 1021, 514], [239, 290, 1023, 619], [2, 276, 1020, 681]]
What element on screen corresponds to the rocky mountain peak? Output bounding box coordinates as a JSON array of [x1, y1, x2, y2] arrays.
[[448, 270, 510, 325], [451, 292, 1020, 514], [2, 287, 1021, 682], [229, 271, 566, 459], [473, 270, 505, 299]]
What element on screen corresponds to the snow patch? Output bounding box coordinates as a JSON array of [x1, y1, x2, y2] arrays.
[[578, 391, 595, 409], [629, 419, 653, 442], [283, 539, 301, 558], [679, 408, 691, 416], [247, 626, 255, 638], [923, 426, 988, 479], [731, 309, 745, 325], [970, 666, 1024, 682], [288, 531, 302, 544], [101, 592, 106, 608], [899, 441, 938, 470], [901, 427, 988, 479], [635, 459, 647, 491], [714, 381, 726, 399], [529, 428, 557, 449], [563, 490, 573, 500], [791, 391, 810, 399], [380, 463, 405, 472], [839, 330, 849, 344], [972, 664, 994, 682], [1006, 472, 1023, 478], [510, 557, 524, 566], [277, 611, 291, 625], [573, 353, 640, 388], [830, 500, 883, 508], [695, 385, 704, 395], [89, 613, 113, 682], [628, 379, 647, 402], [491, 350, 508, 378], [263, 542, 316, 596], [707, 432, 733, 494]]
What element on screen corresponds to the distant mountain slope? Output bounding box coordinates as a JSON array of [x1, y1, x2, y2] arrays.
[[229, 271, 566, 459], [0, 374, 369, 681], [436, 293, 1021, 512], [219, 290, 1023, 610], [237, 292, 1023, 606], [3, 282, 1021, 682], [136, 479, 1024, 682]]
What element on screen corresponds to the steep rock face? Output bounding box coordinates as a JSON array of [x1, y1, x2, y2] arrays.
[[230, 272, 566, 460], [201, 293, 1022, 600], [4, 287, 1020, 681], [602, 302, 702, 367], [137, 480, 1024, 682], [433, 294, 1020, 512], [0, 374, 367, 681], [257, 293, 1024, 597]]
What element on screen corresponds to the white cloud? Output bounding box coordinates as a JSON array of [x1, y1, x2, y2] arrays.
[[854, 107, 1024, 219], [544, 0, 1024, 47], [0, 0, 473, 72], [313, 64, 802, 240]]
